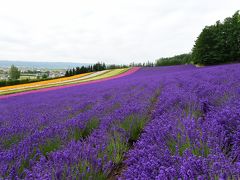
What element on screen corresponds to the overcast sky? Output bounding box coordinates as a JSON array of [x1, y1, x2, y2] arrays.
[[0, 0, 239, 64]]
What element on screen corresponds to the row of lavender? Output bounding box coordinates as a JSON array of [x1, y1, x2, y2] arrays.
[[1, 64, 239, 179], [0, 65, 195, 179], [123, 64, 240, 179]]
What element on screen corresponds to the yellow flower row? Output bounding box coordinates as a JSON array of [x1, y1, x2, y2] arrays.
[[0, 72, 91, 91]]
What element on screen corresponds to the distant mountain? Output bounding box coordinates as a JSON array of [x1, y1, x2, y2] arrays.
[[0, 60, 92, 69]]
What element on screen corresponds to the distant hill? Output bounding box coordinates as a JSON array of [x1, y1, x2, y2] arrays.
[[0, 60, 92, 69]]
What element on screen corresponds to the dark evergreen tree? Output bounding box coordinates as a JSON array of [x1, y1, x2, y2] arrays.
[[72, 68, 76, 75], [69, 69, 73, 76], [76, 67, 81, 74]]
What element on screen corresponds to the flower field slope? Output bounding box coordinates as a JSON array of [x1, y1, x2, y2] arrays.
[[0, 64, 240, 179], [0, 68, 129, 96], [0, 68, 138, 100], [123, 64, 240, 179]]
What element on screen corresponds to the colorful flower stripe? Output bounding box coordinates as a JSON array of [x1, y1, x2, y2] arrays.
[[0, 67, 140, 100]]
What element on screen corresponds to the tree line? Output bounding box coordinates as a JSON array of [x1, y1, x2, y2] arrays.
[[156, 11, 240, 66], [129, 61, 155, 67], [65, 62, 129, 77], [65, 61, 156, 77], [192, 11, 240, 65], [155, 53, 192, 66]]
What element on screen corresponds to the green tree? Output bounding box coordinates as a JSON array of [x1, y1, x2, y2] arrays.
[[155, 53, 192, 66], [192, 11, 240, 65], [69, 69, 73, 76], [42, 74, 48, 79], [65, 70, 69, 77], [9, 65, 20, 80], [72, 68, 76, 75], [76, 67, 81, 74]]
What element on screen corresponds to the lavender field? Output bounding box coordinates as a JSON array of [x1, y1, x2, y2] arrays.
[[0, 64, 240, 179]]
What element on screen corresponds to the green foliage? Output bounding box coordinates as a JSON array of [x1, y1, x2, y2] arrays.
[[104, 102, 121, 114], [106, 131, 129, 164], [69, 118, 100, 141], [167, 134, 191, 156], [150, 88, 161, 105], [18, 149, 38, 177], [9, 65, 21, 80], [192, 11, 240, 65], [155, 53, 192, 66], [214, 92, 230, 106], [119, 114, 148, 143], [70, 127, 83, 141], [77, 161, 91, 177], [3, 148, 38, 178], [107, 64, 129, 69], [65, 62, 108, 77], [82, 103, 93, 112], [2, 135, 22, 149], [70, 160, 106, 180], [192, 110, 203, 120], [39, 138, 61, 156], [192, 141, 210, 157], [167, 138, 177, 155], [178, 135, 191, 156], [65, 62, 130, 77], [97, 91, 160, 175], [18, 159, 29, 177], [42, 74, 49, 79], [81, 118, 99, 139], [183, 104, 203, 119], [118, 90, 159, 144], [167, 134, 210, 157]]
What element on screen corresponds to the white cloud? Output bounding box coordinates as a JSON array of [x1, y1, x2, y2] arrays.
[[0, 0, 239, 64]]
